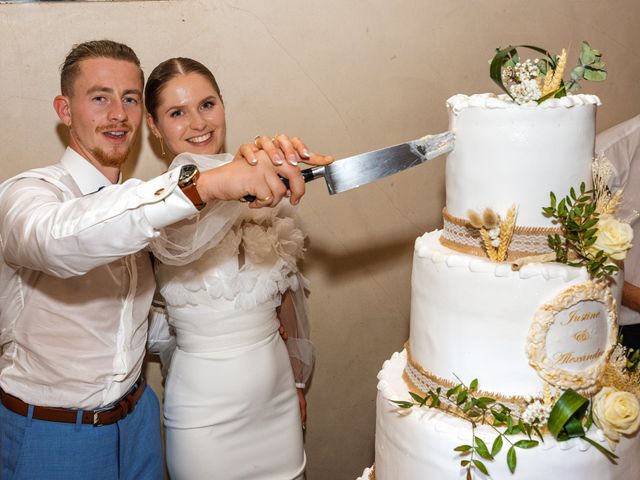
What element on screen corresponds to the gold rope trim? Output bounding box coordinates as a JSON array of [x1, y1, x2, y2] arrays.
[[404, 342, 530, 410], [443, 208, 559, 235], [441, 208, 560, 260], [369, 464, 375, 480]]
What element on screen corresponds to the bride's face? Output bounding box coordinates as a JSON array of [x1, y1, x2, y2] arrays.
[[149, 72, 226, 156]]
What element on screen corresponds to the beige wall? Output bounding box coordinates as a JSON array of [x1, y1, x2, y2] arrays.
[[1, 1, 639, 478]]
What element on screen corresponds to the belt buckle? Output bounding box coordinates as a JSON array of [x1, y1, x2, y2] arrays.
[[93, 411, 102, 426], [92, 404, 112, 426]]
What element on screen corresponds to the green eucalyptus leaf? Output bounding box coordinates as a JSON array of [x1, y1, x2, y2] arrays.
[[505, 424, 523, 435], [455, 445, 473, 452], [469, 378, 479, 391], [583, 218, 598, 229], [472, 459, 490, 476], [447, 384, 462, 397], [491, 436, 504, 456], [476, 397, 496, 409], [570, 187, 577, 200], [474, 437, 493, 460], [514, 439, 539, 449], [580, 49, 596, 66], [507, 445, 517, 473], [571, 66, 585, 81], [409, 391, 427, 406], [584, 68, 607, 82], [492, 410, 507, 423]]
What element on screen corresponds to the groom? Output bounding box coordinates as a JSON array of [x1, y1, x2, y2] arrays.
[[0, 39, 324, 479]]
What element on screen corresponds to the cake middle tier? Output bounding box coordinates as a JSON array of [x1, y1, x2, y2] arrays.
[[408, 230, 619, 398]]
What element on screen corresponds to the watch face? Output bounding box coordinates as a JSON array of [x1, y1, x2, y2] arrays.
[[179, 164, 198, 184]]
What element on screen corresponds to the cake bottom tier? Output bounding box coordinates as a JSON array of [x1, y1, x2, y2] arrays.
[[371, 350, 640, 480]]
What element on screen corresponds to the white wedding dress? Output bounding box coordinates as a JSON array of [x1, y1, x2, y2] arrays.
[[150, 154, 314, 480]]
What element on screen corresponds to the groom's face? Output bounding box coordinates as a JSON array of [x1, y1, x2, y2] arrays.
[[62, 57, 143, 169]]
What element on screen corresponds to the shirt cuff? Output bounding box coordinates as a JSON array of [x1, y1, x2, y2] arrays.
[[142, 168, 199, 229]]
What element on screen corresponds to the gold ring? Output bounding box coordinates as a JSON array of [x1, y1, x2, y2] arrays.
[[254, 135, 262, 146]]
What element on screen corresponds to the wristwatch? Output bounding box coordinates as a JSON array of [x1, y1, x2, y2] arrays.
[[178, 164, 206, 210]]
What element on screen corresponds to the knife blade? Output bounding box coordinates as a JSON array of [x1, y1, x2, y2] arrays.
[[243, 131, 454, 201]]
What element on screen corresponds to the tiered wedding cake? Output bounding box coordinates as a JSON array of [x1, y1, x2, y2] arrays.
[[358, 45, 640, 480]]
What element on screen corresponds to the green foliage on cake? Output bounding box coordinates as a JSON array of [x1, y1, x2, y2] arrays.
[[543, 155, 633, 280], [489, 42, 607, 105], [391, 377, 628, 479]]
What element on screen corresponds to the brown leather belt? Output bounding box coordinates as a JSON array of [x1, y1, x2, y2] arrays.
[[0, 378, 146, 426]]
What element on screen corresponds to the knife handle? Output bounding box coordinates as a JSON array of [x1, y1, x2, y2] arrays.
[[242, 167, 319, 203]]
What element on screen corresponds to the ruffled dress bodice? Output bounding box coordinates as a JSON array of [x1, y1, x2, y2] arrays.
[[155, 207, 306, 353]]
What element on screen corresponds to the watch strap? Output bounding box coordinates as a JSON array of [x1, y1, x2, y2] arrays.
[[180, 182, 206, 210]]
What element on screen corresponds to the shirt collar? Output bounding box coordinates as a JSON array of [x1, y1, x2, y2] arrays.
[[60, 147, 119, 195]]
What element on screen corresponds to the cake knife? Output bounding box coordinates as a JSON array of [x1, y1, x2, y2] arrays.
[[243, 131, 454, 201]]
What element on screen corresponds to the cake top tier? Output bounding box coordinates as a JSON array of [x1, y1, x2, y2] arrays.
[[441, 91, 599, 263]]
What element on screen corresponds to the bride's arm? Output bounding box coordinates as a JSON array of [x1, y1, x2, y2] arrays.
[[277, 286, 315, 427]]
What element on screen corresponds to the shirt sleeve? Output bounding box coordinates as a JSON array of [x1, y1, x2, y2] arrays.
[[0, 169, 197, 278]]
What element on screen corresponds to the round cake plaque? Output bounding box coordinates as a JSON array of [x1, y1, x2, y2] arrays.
[[527, 282, 617, 394]]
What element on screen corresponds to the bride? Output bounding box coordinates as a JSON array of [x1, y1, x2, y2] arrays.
[[144, 57, 332, 479]]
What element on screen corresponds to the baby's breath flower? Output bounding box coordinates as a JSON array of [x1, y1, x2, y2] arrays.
[[513, 59, 540, 82], [521, 400, 552, 424], [509, 78, 542, 105]]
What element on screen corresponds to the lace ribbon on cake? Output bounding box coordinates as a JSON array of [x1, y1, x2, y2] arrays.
[[441, 208, 560, 260], [403, 342, 530, 413]]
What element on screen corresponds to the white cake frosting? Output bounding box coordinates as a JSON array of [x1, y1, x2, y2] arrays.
[[372, 351, 639, 480], [445, 93, 598, 229], [358, 93, 640, 479]]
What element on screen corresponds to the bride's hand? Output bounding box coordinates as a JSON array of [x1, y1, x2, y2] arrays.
[[238, 134, 334, 167]]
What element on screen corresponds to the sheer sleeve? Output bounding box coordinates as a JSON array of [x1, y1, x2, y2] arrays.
[[149, 152, 245, 266], [278, 273, 315, 387]]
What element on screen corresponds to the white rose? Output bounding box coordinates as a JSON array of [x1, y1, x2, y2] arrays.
[[590, 214, 633, 261], [592, 387, 640, 449]]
